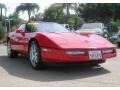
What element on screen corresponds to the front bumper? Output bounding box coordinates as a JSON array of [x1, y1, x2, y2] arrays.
[[41, 48, 116, 63]]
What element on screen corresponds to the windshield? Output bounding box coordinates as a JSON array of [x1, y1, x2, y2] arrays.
[[35, 23, 69, 32], [81, 23, 103, 29]]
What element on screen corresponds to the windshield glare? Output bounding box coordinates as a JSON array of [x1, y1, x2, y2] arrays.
[[81, 23, 102, 29], [35, 23, 69, 32]]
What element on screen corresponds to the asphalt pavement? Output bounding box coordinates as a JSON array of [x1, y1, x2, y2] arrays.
[[0, 44, 120, 87]]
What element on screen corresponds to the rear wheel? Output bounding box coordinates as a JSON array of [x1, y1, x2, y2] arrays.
[[7, 40, 18, 58], [29, 41, 44, 70]]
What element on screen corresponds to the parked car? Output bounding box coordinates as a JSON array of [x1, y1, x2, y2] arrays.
[[7, 22, 116, 70], [110, 34, 118, 42], [76, 23, 109, 39], [109, 32, 120, 48], [117, 32, 120, 47]]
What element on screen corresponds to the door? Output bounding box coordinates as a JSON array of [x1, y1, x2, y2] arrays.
[[15, 24, 28, 54]]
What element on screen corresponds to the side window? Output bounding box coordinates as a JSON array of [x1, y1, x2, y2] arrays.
[[18, 24, 25, 31]]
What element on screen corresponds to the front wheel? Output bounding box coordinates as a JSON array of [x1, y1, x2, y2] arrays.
[[29, 41, 44, 70], [7, 40, 18, 58]]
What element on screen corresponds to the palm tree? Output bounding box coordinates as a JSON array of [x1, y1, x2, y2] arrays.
[[16, 3, 39, 20], [53, 3, 74, 16], [62, 3, 70, 15], [62, 3, 74, 16], [43, 4, 64, 22]]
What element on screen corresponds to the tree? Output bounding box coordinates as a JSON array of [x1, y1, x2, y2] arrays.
[[74, 3, 120, 33], [8, 13, 25, 28], [43, 3, 77, 25], [30, 13, 43, 21], [43, 4, 65, 23], [61, 3, 72, 16], [75, 3, 120, 24], [16, 3, 39, 20]]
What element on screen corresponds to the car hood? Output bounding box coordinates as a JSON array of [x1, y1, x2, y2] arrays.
[[37, 32, 115, 49]]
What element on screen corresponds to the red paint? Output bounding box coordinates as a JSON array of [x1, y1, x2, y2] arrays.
[[8, 29, 116, 63]]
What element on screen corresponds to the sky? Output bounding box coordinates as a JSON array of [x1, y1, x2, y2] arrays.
[[2, 0, 119, 21], [4, 3, 53, 20]]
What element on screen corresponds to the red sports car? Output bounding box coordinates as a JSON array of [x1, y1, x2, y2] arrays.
[[7, 22, 116, 70]]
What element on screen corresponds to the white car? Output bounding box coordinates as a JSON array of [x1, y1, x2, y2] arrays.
[[77, 23, 109, 39]]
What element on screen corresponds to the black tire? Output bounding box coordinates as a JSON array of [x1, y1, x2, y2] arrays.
[[7, 40, 18, 58], [29, 40, 44, 70]]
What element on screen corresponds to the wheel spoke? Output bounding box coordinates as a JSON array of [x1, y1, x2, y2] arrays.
[[7, 41, 11, 56], [30, 42, 39, 67]]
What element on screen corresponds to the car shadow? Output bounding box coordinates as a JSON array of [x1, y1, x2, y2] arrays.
[[0, 55, 110, 82]]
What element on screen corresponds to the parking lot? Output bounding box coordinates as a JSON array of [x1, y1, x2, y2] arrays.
[[0, 44, 120, 86]]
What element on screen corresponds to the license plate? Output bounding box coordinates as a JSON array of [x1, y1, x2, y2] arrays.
[[89, 50, 102, 60]]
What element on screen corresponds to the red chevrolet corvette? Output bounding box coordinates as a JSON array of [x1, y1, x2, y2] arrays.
[[7, 22, 116, 70]]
